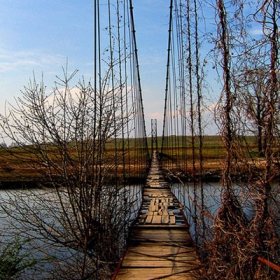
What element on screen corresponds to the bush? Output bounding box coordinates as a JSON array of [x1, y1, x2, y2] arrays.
[[0, 237, 36, 279]]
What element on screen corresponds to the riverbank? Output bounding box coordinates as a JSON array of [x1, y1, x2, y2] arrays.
[[2, 159, 278, 189], [1, 135, 279, 188]]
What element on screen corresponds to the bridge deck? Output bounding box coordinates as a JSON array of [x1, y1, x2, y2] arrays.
[[113, 152, 202, 279]]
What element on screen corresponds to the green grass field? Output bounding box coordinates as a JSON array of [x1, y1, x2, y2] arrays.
[[0, 135, 274, 183]]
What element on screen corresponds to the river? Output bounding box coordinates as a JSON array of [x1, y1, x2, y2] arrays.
[[0, 185, 142, 278], [0, 181, 277, 278]]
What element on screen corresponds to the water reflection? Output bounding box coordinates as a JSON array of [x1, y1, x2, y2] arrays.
[[0, 185, 142, 278], [171, 181, 279, 238]]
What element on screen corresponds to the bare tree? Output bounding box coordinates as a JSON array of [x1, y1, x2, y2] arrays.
[[204, 0, 280, 279], [236, 67, 269, 155], [0, 67, 139, 279]]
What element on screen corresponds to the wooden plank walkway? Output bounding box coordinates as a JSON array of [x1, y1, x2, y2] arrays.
[[113, 152, 202, 280]]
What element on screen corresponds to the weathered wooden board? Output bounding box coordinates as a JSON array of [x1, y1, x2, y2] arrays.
[[125, 243, 196, 253], [122, 259, 199, 268], [123, 246, 199, 262], [130, 228, 193, 243], [115, 267, 200, 279], [123, 254, 198, 262]]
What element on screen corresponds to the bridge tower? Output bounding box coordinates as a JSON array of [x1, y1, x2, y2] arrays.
[[151, 119, 158, 154]]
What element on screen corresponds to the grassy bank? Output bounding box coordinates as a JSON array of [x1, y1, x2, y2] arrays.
[[0, 135, 276, 185]]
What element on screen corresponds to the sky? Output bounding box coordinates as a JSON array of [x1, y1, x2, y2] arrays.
[[0, 1, 264, 139], [0, 0, 172, 136], [0, 1, 92, 99]]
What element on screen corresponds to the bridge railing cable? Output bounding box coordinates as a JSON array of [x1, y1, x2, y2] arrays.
[[161, 0, 190, 175], [93, 1, 149, 276]]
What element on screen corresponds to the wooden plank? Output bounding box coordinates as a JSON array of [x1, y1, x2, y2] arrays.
[[125, 243, 197, 252], [123, 250, 198, 261], [162, 215, 169, 224], [152, 215, 162, 224], [122, 259, 199, 268], [133, 224, 188, 228], [125, 245, 198, 258], [130, 229, 193, 243], [145, 215, 153, 224], [148, 205, 156, 212], [170, 215, 176, 224], [115, 267, 200, 279]]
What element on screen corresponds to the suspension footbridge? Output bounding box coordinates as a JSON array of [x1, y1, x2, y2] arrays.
[[93, 0, 212, 280], [112, 152, 202, 279]]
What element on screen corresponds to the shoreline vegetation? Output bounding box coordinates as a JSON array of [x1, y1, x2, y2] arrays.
[[1, 135, 279, 188]]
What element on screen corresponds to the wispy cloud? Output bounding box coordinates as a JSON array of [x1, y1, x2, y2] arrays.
[[250, 28, 263, 36], [0, 49, 65, 73]]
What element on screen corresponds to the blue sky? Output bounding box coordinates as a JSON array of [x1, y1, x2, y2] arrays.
[[0, 0, 171, 135], [0, 1, 264, 137], [0, 1, 93, 103]]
